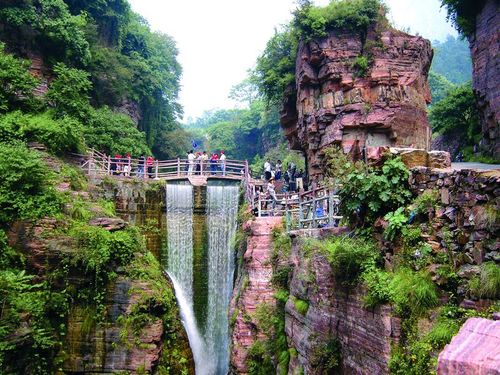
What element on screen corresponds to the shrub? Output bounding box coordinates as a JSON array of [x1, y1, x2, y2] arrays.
[[323, 145, 365, 186], [247, 340, 274, 375], [384, 207, 408, 241], [341, 156, 412, 227], [321, 236, 380, 287], [352, 55, 369, 77], [0, 111, 84, 154], [362, 267, 392, 308], [0, 143, 62, 224], [0, 43, 40, 112], [468, 262, 500, 299], [413, 190, 439, 215], [310, 337, 342, 372], [389, 268, 438, 317]]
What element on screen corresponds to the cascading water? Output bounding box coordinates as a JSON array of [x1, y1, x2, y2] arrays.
[[204, 183, 240, 374], [165, 181, 239, 374]]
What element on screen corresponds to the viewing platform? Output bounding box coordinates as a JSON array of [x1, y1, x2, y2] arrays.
[[79, 150, 248, 184]]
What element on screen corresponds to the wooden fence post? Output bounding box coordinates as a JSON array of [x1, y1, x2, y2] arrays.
[[155, 160, 159, 179], [177, 158, 180, 177], [107, 155, 111, 175]]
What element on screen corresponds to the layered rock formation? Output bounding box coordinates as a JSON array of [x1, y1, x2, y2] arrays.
[[229, 217, 282, 373], [468, 0, 500, 158], [286, 228, 401, 374], [437, 317, 500, 374], [281, 25, 433, 181]]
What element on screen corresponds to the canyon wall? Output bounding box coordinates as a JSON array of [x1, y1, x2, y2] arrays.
[[281, 25, 433, 182], [229, 217, 282, 373], [468, 0, 500, 158], [285, 229, 401, 374]]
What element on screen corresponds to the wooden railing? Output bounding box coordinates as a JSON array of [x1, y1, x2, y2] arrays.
[[80, 150, 248, 180]]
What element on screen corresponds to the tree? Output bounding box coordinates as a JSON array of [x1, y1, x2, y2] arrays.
[[440, 0, 487, 36], [429, 83, 480, 144], [428, 71, 456, 105], [0, 43, 39, 113], [431, 35, 472, 84]]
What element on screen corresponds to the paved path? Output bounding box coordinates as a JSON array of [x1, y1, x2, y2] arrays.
[[452, 162, 500, 170]]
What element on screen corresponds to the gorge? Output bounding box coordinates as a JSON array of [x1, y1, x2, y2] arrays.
[[0, 0, 499, 374]]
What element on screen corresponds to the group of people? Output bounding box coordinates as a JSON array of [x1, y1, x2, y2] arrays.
[[110, 153, 155, 178], [186, 150, 227, 175], [263, 159, 307, 193]]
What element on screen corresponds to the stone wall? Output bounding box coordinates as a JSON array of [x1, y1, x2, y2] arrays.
[[97, 178, 167, 259], [409, 167, 499, 303], [281, 23, 433, 182], [285, 229, 401, 374], [468, 0, 500, 158]]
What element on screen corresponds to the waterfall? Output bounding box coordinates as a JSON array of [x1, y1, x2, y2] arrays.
[[165, 182, 239, 374], [205, 184, 240, 374]]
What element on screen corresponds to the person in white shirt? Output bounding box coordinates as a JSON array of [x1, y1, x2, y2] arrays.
[[187, 150, 195, 175], [264, 159, 272, 181], [220, 150, 226, 176]]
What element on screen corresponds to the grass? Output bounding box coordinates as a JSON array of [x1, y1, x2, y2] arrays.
[[468, 262, 500, 299], [292, 296, 309, 316]]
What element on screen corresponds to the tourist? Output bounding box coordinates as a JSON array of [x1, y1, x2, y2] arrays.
[[123, 153, 131, 177], [137, 155, 145, 178], [210, 153, 218, 174], [264, 159, 272, 181], [267, 177, 278, 214], [296, 169, 304, 191], [114, 154, 122, 175], [146, 155, 154, 178], [110, 154, 117, 175], [220, 150, 226, 176], [201, 151, 208, 174], [196, 152, 202, 174], [275, 160, 282, 180], [188, 150, 195, 175]]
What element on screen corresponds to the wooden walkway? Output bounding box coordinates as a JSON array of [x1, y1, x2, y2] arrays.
[[78, 150, 342, 231]]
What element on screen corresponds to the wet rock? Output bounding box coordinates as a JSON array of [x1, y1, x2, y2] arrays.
[[89, 217, 126, 231], [457, 265, 480, 279]]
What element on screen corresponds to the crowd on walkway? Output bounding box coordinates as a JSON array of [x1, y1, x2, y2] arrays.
[[109, 153, 156, 178], [186, 150, 227, 176], [262, 159, 308, 193]]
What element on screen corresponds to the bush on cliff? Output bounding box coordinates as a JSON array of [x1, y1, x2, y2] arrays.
[[0, 143, 62, 224]]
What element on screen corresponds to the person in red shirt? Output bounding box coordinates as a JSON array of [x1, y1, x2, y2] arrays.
[[146, 156, 154, 178]]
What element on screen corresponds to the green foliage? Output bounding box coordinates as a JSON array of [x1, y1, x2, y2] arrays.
[[362, 267, 392, 308], [384, 208, 408, 242], [428, 71, 456, 105], [468, 262, 500, 299], [292, 297, 309, 316], [46, 63, 92, 119], [430, 36, 472, 85], [352, 55, 369, 77], [389, 268, 438, 317], [429, 83, 480, 145], [320, 236, 380, 287], [413, 190, 439, 216], [0, 143, 62, 224], [440, 0, 487, 36], [0, 111, 83, 154], [323, 145, 364, 186], [292, 0, 384, 40], [0, 43, 39, 112], [254, 0, 384, 102], [310, 337, 342, 373], [84, 106, 150, 155], [0, 0, 91, 65], [341, 156, 412, 226], [247, 340, 275, 375]]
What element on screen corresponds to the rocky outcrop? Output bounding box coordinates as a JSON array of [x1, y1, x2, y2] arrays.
[[285, 228, 401, 374], [229, 217, 283, 373], [281, 24, 433, 182], [437, 317, 500, 374], [468, 0, 500, 158]]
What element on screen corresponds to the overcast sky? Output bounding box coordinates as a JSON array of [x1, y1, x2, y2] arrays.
[[128, 0, 457, 121]]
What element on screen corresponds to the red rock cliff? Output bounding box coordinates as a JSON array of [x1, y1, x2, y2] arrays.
[[468, 0, 500, 158], [281, 25, 433, 181]]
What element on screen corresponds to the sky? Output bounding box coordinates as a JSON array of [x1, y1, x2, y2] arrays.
[[128, 0, 457, 121]]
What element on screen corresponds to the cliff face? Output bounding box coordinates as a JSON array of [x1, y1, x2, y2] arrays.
[[281, 26, 433, 181], [285, 229, 401, 374], [229, 217, 282, 373], [468, 0, 500, 158]]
